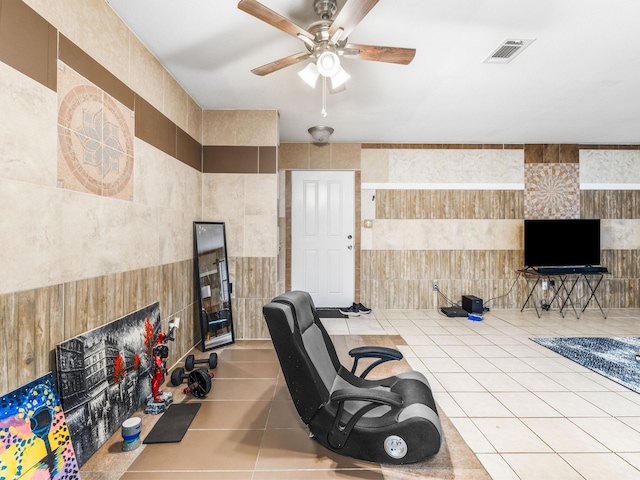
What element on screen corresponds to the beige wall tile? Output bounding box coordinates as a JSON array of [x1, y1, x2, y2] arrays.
[[602, 219, 640, 250], [0, 176, 159, 294], [224, 219, 245, 258], [129, 33, 165, 112], [361, 148, 389, 183], [202, 173, 245, 220], [26, 0, 131, 85], [388, 148, 524, 185], [309, 143, 331, 169], [580, 150, 640, 185], [133, 139, 169, 208], [370, 219, 522, 251], [236, 110, 278, 146], [187, 95, 203, 143], [0, 62, 57, 186], [279, 143, 309, 169], [203, 173, 277, 259], [331, 143, 361, 169], [244, 174, 278, 216], [244, 214, 278, 257], [202, 110, 237, 145], [361, 189, 376, 220], [163, 71, 188, 133], [278, 170, 286, 218]]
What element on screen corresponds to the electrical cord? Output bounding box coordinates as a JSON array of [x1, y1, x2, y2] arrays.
[[482, 273, 520, 310], [436, 272, 521, 314], [435, 286, 463, 318], [436, 286, 461, 308]]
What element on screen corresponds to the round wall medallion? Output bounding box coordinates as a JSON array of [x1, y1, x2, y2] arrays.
[[58, 84, 134, 197]]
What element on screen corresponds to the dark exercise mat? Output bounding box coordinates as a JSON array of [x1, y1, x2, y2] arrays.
[[316, 308, 347, 318], [143, 403, 201, 444]]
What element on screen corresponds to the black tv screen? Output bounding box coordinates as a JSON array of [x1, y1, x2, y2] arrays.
[[524, 219, 601, 267]]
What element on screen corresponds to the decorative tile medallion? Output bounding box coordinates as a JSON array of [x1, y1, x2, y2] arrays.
[[524, 163, 579, 219], [57, 64, 134, 200]]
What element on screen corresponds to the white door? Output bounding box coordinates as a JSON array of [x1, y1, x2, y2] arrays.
[[291, 171, 355, 307]]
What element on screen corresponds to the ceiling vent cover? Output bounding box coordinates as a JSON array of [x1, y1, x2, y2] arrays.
[[483, 38, 535, 64]]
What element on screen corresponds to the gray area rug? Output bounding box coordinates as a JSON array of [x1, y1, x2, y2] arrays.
[[530, 336, 640, 394]]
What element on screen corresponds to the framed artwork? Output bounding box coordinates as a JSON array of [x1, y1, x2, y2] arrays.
[[0, 372, 80, 479], [56, 302, 160, 466]]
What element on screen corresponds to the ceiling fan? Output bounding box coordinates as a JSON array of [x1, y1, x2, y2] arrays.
[[238, 0, 416, 111]]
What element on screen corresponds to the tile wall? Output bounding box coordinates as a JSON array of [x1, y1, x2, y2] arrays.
[[278, 143, 640, 310], [0, 0, 201, 398], [2, 0, 640, 401], [1, 1, 282, 399]]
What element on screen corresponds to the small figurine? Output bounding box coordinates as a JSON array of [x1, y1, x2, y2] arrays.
[[146, 318, 179, 414]]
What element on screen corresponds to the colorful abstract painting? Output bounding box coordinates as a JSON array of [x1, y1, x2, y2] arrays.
[[56, 302, 160, 466], [0, 372, 80, 479]]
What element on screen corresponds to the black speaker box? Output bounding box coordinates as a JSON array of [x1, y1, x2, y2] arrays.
[[462, 295, 483, 314]]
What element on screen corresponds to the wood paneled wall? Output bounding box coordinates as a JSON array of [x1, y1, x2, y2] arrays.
[[581, 191, 640, 219], [231, 256, 277, 339], [361, 250, 526, 309], [0, 259, 197, 397], [376, 190, 524, 219]]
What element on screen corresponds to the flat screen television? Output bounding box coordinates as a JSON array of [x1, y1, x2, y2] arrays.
[[524, 219, 601, 267]]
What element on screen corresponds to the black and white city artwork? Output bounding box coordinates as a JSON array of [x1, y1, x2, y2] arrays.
[[56, 302, 161, 466]]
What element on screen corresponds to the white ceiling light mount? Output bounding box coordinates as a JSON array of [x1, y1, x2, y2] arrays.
[[308, 125, 334, 144]]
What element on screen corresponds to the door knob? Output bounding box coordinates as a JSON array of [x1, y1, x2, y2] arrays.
[[347, 235, 353, 239], [348, 245, 353, 250]]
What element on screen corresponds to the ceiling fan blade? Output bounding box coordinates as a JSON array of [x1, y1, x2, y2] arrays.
[[251, 52, 311, 76], [329, 0, 379, 40], [347, 43, 416, 65], [238, 0, 314, 41]]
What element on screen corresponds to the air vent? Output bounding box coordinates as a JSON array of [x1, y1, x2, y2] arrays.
[[483, 38, 535, 64]]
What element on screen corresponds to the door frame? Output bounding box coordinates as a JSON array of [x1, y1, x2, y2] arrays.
[[285, 169, 361, 303]]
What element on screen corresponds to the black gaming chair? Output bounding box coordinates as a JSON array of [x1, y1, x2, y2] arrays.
[[262, 290, 442, 464]]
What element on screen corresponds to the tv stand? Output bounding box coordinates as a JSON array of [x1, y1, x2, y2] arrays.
[[518, 267, 609, 319]]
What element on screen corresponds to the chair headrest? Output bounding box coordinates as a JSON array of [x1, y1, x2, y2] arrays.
[[274, 290, 317, 334]]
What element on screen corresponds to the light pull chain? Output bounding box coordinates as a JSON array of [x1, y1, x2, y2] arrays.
[[321, 76, 328, 117]]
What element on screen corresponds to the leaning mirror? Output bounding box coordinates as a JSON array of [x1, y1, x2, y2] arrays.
[[194, 222, 234, 351]]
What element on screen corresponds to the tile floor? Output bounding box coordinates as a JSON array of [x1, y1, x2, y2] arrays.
[[79, 307, 640, 479], [321, 308, 640, 480]]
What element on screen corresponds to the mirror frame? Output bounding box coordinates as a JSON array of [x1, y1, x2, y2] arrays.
[[194, 221, 234, 351]]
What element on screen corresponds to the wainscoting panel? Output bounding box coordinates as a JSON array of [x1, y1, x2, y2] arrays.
[[231, 256, 277, 339], [376, 190, 524, 220], [0, 259, 197, 397]]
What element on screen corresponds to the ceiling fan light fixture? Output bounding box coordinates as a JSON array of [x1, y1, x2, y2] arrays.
[[317, 49, 340, 77], [308, 125, 334, 144], [298, 62, 320, 88], [330, 65, 350, 89]]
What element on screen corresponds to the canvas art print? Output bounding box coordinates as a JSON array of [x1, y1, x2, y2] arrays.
[[0, 372, 80, 479], [56, 302, 161, 466]]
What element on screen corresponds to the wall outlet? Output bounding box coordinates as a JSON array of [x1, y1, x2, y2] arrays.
[[433, 281, 438, 291], [542, 280, 548, 290]]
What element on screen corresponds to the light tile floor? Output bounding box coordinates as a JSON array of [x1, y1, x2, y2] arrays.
[[323, 308, 640, 480]]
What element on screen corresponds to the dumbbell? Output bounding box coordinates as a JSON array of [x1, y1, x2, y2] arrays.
[[184, 352, 218, 371], [170, 367, 213, 398]]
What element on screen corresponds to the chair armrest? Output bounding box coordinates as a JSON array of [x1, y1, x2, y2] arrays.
[[327, 387, 404, 449], [330, 387, 403, 408], [348, 346, 403, 378]]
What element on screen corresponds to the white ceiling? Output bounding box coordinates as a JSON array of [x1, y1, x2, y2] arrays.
[[105, 0, 640, 144]]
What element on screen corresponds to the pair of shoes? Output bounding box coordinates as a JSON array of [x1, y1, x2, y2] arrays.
[[354, 302, 371, 314], [339, 303, 372, 316], [339, 304, 360, 317]]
